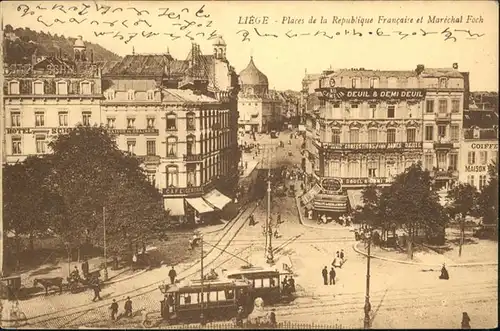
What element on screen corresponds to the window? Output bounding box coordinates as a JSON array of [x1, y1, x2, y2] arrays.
[[424, 154, 433, 171], [35, 136, 46, 154], [186, 135, 195, 155], [166, 166, 178, 187], [450, 125, 459, 141], [368, 161, 377, 177], [467, 175, 475, 187], [106, 90, 115, 100], [449, 153, 458, 171], [10, 112, 21, 127], [349, 129, 359, 143], [146, 172, 156, 187], [331, 129, 341, 144], [58, 112, 68, 126], [439, 77, 448, 88], [35, 112, 45, 127], [387, 77, 398, 88], [351, 103, 358, 109], [9, 81, 20, 94], [127, 140, 135, 154], [425, 126, 434, 141], [467, 151, 476, 165], [406, 128, 416, 142], [82, 112, 91, 126], [332, 102, 340, 108], [127, 117, 136, 129], [147, 90, 154, 100], [167, 136, 177, 157], [369, 78, 379, 88], [387, 105, 395, 118], [479, 151, 488, 165], [438, 99, 448, 113], [33, 81, 44, 95], [437, 125, 446, 139], [349, 161, 360, 177], [127, 89, 135, 100], [186, 113, 196, 130], [146, 117, 155, 129], [81, 82, 91, 95], [107, 117, 116, 128], [352, 78, 359, 88], [57, 81, 68, 95], [368, 129, 378, 143], [187, 164, 197, 187], [479, 175, 487, 190], [437, 152, 446, 170], [386, 128, 396, 143], [451, 99, 460, 113], [425, 100, 434, 113], [166, 114, 177, 130], [146, 140, 156, 156], [12, 137, 22, 155]]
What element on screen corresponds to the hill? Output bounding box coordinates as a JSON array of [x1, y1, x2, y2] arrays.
[[3, 25, 121, 64]]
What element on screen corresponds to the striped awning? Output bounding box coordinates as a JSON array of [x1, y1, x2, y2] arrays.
[[301, 184, 322, 206], [313, 194, 348, 213], [186, 197, 214, 214], [203, 189, 231, 210]]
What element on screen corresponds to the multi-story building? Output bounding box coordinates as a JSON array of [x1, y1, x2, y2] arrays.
[[237, 57, 281, 133], [3, 37, 102, 164], [300, 70, 322, 121], [302, 64, 465, 215], [459, 109, 499, 191]]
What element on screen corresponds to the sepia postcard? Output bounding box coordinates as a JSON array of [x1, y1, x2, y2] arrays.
[[0, 0, 498, 329]]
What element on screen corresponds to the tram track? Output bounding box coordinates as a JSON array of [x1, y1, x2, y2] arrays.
[[23, 201, 260, 328]]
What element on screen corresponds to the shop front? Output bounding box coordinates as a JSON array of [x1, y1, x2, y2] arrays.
[[185, 197, 215, 224]]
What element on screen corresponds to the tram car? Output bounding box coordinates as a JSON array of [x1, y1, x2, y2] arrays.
[[224, 266, 295, 304], [159, 278, 253, 324]]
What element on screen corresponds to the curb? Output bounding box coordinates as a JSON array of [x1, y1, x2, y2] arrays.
[[294, 196, 354, 232], [352, 241, 498, 268]]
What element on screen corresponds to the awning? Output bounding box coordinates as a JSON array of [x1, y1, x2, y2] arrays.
[[164, 198, 185, 216], [186, 197, 214, 214], [313, 194, 348, 213], [301, 184, 322, 206], [203, 189, 232, 210], [347, 190, 365, 210]]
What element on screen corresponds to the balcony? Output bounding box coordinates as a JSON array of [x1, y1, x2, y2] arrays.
[[433, 139, 454, 150], [136, 155, 161, 165], [432, 168, 459, 179], [183, 154, 203, 163], [435, 112, 451, 122]]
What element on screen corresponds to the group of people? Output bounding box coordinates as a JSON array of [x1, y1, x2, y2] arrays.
[[321, 250, 347, 285], [280, 275, 296, 295], [109, 297, 133, 321]]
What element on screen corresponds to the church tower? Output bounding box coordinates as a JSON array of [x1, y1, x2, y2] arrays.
[[213, 36, 226, 61], [73, 35, 87, 62]]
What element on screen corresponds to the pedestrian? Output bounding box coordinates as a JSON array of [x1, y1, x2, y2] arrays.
[[329, 267, 336, 285], [110, 299, 119, 321], [81, 259, 89, 278], [322, 266, 328, 285], [124, 296, 133, 317], [439, 263, 449, 280], [340, 249, 345, 260], [288, 276, 296, 293], [91, 280, 102, 302], [169, 266, 177, 284], [235, 306, 244, 327], [461, 312, 471, 329], [281, 275, 288, 290], [269, 308, 277, 327]]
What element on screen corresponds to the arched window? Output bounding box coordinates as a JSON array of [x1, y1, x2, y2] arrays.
[[439, 77, 448, 88], [166, 166, 178, 187], [369, 78, 379, 88], [166, 136, 177, 157], [57, 81, 68, 95], [186, 135, 195, 155]]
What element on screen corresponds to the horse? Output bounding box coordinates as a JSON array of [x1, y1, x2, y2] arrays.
[[33, 277, 64, 295]]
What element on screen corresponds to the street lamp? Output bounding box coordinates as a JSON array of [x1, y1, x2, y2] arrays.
[[102, 206, 108, 281], [363, 227, 373, 329], [200, 235, 206, 326], [266, 151, 274, 265]]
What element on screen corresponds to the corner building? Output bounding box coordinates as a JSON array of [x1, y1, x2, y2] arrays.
[[303, 64, 465, 215]]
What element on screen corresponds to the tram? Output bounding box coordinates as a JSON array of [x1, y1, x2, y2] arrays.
[[159, 278, 253, 324], [224, 266, 294, 304]]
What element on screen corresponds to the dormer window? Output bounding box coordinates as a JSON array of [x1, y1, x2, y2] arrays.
[[106, 89, 115, 100], [439, 77, 448, 88], [33, 81, 44, 95], [369, 78, 379, 88], [473, 126, 480, 139], [147, 90, 155, 100], [80, 81, 92, 95], [9, 81, 20, 94], [352, 77, 361, 88], [127, 90, 135, 100], [57, 81, 68, 95]]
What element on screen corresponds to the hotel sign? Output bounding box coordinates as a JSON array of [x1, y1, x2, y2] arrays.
[[6, 127, 159, 135], [319, 88, 426, 100], [323, 142, 423, 150]]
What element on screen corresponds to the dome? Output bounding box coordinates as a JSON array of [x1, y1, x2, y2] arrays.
[[239, 57, 268, 86], [213, 35, 226, 46], [74, 35, 85, 49]]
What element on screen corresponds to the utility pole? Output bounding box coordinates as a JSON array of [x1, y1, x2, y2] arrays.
[[200, 236, 206, 326], [459, 213, 464, 258], [103, 206, 108, 281], [364, 228, 372, 329], [264, 148, 269, 257], [266, 147, 274, 264]]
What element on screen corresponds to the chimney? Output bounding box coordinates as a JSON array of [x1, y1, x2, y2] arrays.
[[452, 63, 458, 70], [415, 64, 425, 75]]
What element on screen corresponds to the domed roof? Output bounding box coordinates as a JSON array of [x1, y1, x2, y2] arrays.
[[213, 35, 226, 46], [239, 57, 268, 86], [74, 35, 85, 49]]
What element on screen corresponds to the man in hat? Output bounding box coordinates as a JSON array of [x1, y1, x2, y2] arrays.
[[124, 296, 133, 317], [322, 266, 328, 285], [169, 266, 177, 284], [110, 299, 119, 320]]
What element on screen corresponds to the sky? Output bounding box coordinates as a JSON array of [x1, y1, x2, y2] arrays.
[[2, 1, 498, 92]]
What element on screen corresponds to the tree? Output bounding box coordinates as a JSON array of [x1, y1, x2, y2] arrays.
[[478, 161, 498, 225], [384, 163, 445, 259]]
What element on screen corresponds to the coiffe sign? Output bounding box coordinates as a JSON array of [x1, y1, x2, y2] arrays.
[[319, 88, 426, 100]]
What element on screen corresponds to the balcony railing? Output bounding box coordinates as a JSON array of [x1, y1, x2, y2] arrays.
[[183, 154, 203, 162], [435, 112, 452, 121], [320, 142, 423, 150], [432, 169, 459, 178], [433, 140, 454, 149]]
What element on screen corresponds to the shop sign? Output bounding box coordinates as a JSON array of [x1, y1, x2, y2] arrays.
[[6, 127, 159, 135], [471, 143, 498, 150], [323, 142, 422, 150], [342, 177, 388, 185], [163, 186, 204, 196], [320, 178, 342, 193], [465, 165, 487, 172], [319, 88, 426, 100]]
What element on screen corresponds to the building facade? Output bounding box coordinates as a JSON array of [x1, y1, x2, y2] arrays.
[[237, 57, 281, 133], [302, 64, 466, 215], [459, 110, 499, 191]]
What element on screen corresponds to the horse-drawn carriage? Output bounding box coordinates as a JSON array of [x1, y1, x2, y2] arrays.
[[67, 268, 101, 293], [1, 275, 23, 300]]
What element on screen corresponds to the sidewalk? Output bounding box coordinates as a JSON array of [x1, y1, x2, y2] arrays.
[[353, 241, 498, 268]]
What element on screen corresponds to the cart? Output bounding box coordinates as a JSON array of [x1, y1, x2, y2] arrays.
[[1, 275, 22, 300]]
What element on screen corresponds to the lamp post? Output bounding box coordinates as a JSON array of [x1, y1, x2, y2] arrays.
[[266, 149, 274, 265], [103, 206, 108, 281], [363, 227, 372, 329], [200, 235, 206, 326]]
